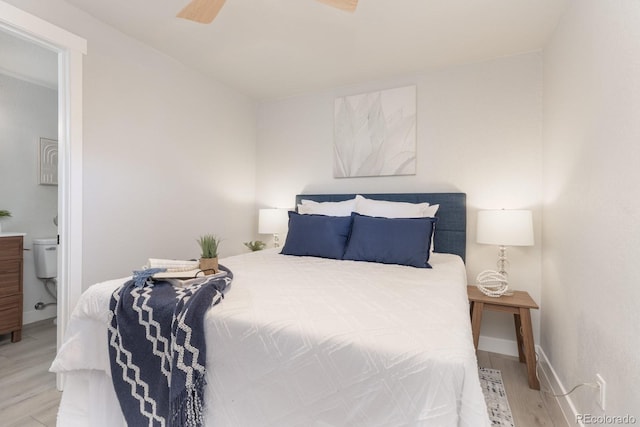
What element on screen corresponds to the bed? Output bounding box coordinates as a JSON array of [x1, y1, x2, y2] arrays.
[[51, 193, 490, 427]]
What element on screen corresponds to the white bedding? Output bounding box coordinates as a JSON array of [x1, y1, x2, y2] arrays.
[[51, 250, 489, 426]]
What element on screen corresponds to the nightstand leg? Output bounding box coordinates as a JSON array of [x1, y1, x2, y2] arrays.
[[11, 329, 22, 343], [471, 302, 484, 350], [514, 314, 525, 363], [519, 307, 540, 390]]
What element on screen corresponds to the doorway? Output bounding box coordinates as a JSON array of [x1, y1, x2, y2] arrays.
[[0, 31, 59, 324], [0, 0, 86, 390]]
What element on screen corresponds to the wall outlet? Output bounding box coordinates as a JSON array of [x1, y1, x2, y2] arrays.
[[596, 374, 606, 411]]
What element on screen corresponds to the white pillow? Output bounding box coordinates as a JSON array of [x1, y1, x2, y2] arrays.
[[425, 204, 439, 217], [354, 195, 439, 218], [297, 198, 356, 216]]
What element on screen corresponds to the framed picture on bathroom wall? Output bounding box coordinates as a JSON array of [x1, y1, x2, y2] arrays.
[[39, 137, 58, 186]]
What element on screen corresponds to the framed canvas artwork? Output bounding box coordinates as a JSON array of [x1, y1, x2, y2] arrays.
[[39, 137, 58, 185], [333, 85, 417, 178]]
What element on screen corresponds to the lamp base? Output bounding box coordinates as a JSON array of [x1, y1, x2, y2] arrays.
[[496, 245, 509, 278]]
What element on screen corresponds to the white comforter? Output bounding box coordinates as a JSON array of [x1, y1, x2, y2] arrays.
[[51, 250, 489, 427]]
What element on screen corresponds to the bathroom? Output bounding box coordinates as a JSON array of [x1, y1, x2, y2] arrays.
[[0, 30, 59, 327]]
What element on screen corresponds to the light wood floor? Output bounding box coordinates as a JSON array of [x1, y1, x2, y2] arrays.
[[477, 350, 569, 426], [0, 320, 60, 427], [2, 321, 569, 427]]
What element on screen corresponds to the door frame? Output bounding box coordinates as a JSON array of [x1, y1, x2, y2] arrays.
[[0, 1, 86, 390]]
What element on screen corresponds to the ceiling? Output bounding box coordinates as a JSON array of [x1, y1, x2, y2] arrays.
[[6, 0, 568, 100]]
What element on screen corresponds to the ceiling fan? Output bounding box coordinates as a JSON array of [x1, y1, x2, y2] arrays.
[[177, 0, 358, 24]]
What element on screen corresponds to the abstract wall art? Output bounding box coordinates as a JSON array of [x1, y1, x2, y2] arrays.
[[39, 137, 58, 185], [333, 85, 417, 178]]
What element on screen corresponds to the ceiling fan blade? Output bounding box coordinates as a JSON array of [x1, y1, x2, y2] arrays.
[[316, 0, 358, 12], [177, 0, 226, 24]]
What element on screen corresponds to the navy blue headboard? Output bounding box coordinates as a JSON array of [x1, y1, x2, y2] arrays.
[[295, 193, 467, 262]]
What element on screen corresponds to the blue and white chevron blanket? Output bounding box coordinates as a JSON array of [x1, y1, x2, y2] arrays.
[[108, 266, 233, 427]]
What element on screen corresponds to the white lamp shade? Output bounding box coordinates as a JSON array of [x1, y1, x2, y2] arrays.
[[477, 209, 534, 246], [258, 208, 288, 234]]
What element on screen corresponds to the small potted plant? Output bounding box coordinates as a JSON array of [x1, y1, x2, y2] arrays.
[[0, 210, 11, 233], [244, 240, 266, 252], [197, 234, 221, 275]]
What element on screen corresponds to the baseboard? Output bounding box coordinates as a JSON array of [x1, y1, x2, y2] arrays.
[[23, 306, 57, 325], [536, 345, 581, 426], [478, 335, 519, 357]]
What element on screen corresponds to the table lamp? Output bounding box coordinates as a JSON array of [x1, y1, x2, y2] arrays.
[[476, 209, 534, 296], [258, 208, 288, 248]]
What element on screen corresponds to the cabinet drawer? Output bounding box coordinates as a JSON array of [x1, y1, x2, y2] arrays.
[[0, 294, 21, 333], [0, 236, 23, 260], [0, 260, 22, 297]]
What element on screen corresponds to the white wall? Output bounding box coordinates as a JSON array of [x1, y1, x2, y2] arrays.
[[257, 53, 543, 351], [5, 0, 258, 287], [0, 73, 58, 323], [543, 0, 640, 419]]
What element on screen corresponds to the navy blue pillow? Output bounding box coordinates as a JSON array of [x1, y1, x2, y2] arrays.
[[343, 213, 438, 268], [281, 211, 353, 260]]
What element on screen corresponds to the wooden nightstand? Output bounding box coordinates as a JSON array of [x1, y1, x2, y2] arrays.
[[467, 285, 540, 390]]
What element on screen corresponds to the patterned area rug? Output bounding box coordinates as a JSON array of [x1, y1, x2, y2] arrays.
[[479, 367, 515, 427]]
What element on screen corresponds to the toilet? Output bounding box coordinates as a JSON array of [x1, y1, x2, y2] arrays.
[[33, 238, 58, 279], [33, 238, 58, 321]]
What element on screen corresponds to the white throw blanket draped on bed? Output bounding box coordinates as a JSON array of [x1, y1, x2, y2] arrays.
[[52, 250, 490, 427]]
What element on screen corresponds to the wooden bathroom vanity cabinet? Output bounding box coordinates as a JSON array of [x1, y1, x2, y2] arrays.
[[0, 235, 24, 342]]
